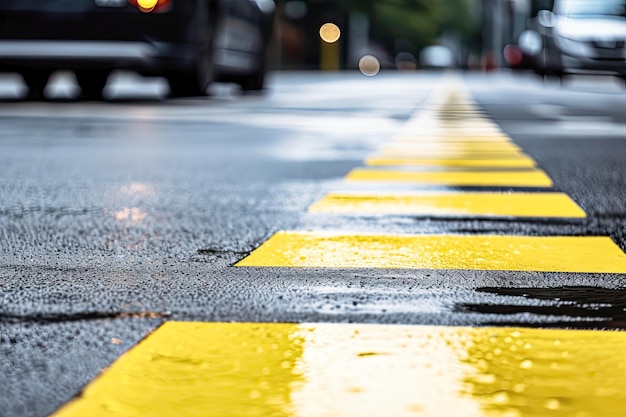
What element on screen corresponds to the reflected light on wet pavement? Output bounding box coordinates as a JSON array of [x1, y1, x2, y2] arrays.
[[119, 182, 156, 197], [113, 207, 147, 223]]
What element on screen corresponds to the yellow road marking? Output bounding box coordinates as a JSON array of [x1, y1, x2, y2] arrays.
[[380, 142, 522, 152], [402, 125, 502, 130], [378, 150, 525, 158], [52, 322, 626, 417], [402, 116, 494, 122], [394, 135, 512, 142], [437, 111, 484, 114], [236, 232, 626, 272], [365, 156, 536, 168], [308, 192, 586, 218], [400, 121, 500, 128], [346, 168, 554, 187], [402, 126, 503, 131], [401, 125, 500, 130]]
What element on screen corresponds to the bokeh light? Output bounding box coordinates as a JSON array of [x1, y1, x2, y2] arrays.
[[358, 55, 381, 77], [137, 0, 158, 12], [503, 45, 523, 67], [319, 23, 341, 44]]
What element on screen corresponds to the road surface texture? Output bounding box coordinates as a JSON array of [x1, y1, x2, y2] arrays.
[[1, 70, 626, 416]]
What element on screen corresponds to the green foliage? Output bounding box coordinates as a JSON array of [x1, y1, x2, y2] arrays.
[[339, 0, 479, 50]]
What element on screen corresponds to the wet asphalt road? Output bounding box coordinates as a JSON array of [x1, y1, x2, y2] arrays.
[[1, 71, 626, 416]]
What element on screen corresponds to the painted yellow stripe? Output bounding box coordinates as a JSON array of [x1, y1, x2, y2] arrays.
[[378, 149, 524, 158], [436, 111, 487, 114], [395, 135, 512, 142], [365, 157, 536, 168], [402, 123, 498, 128], [308, 192, 586, 218], [52, 322, 626, 417], [403, 117, 493, 122], [236, 231, 626, 272], [402, 122, 499, 126], [381, 143, 522, 153], [437, 111, 484, 115], [400, 122, 499, 128], [402, 127, 504, 136], [346, 168, 554, 187]]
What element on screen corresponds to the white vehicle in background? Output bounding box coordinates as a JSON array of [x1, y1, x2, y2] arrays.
[[420, 45, 454, 69], [524, 0, 626, 82]]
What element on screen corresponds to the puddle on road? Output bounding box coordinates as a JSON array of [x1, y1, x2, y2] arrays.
[[457, 286, 626, 329]]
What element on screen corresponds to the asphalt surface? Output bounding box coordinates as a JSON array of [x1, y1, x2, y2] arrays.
[[1, 70, 626, 416]]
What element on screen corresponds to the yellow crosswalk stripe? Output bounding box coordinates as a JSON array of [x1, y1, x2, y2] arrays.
[[365, 156, 537, 168], [400, 125, 501, 131], [397, 122, 502, 130], [308, 192, 586, 218], [52, 322, 626, 417], [380, 142, 522, 152], [377, 149, 525, 158], [399, 127, 503, 133], [394, 136, 513, 142], [346, 168, 554, 187], [235, 231, 626, 273]]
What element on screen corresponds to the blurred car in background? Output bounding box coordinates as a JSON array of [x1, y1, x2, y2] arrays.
[[419, 46, 454, 69], [522, 0, 626, 82], [0, 0, 275, 99]]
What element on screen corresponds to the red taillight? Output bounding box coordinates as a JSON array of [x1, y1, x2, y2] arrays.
[[503, 44, 524, 67], [128, 0, 171, 13]]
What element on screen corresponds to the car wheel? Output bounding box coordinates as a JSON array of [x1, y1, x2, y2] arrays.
[[545, 46, 564, 76], [75, 70, 109, 100], [167, 12, 214, 97], [22, 70, 51, 100], [239, 68, 266, 93], [167, 59, 210, 98], [237, 49, 268, 93]]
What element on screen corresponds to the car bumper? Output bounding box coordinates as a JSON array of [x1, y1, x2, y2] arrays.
[[562, 54, 626, 76], [0, 1, 200, 73], [0, 40, 196, 73]]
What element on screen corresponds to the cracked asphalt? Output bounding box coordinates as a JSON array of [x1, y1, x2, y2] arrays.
[[1, 71, 626, 416]]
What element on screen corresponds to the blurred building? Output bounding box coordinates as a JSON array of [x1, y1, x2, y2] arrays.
[[271, 0, 560, 71], [272, 0, 347, 70], [271, 0, 484, 71]]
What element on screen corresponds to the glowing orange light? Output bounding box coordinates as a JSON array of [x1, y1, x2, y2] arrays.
[[138, 0, 158, 11], [128, 0, 170, 13], [319, 23, 341, 43]]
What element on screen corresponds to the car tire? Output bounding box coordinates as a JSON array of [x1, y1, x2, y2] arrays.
[[166, 60, 211, 98], [239, 68, 266, 93], [236, 50, 268, 93], [167, 9, 214, 98], [75, 70, 109, 100], [22, 70, 51, 100]]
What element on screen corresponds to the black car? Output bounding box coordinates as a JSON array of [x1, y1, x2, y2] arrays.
[[0, 0, 275, 98]]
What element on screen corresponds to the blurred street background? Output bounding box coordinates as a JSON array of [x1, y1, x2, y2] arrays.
[[267, 0, 549, 71], [3, 0, 626, 416]]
